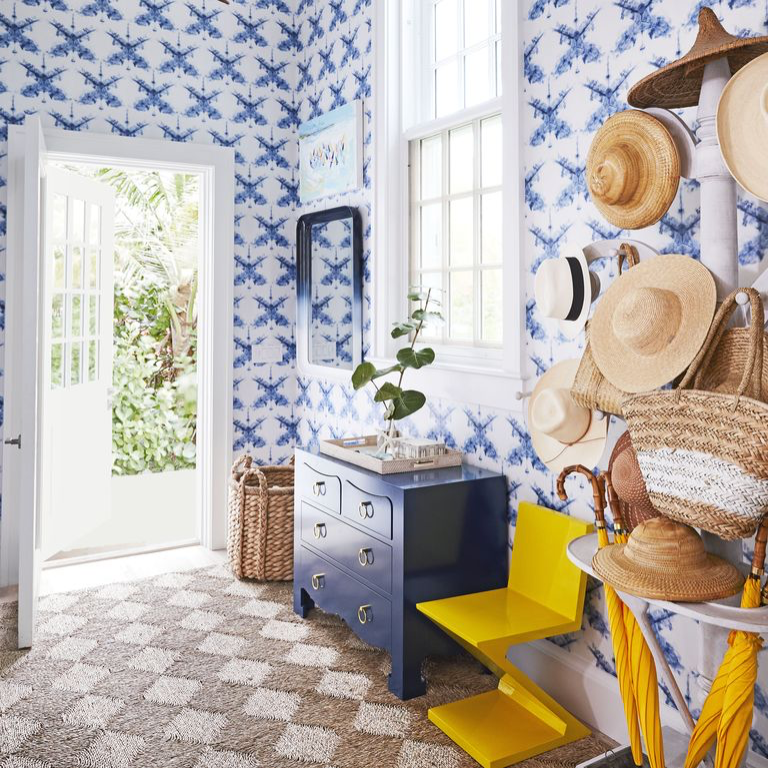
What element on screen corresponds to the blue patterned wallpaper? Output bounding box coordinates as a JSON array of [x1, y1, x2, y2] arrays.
[[1, 0, 767, 753]]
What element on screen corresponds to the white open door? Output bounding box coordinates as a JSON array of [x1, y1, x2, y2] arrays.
[[41, 168, 115, 562]]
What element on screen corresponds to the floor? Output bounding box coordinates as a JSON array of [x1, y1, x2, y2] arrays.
[[0, 545, 228, 604]]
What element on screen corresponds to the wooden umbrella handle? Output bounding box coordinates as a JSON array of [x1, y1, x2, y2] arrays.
[[752, 514, 768, 577], [602, 470, 627, 536], [557, 464, 607, 525]]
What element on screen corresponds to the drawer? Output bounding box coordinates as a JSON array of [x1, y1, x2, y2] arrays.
[[300, 503, 392, 594], [299, 546, 391, 652], [343, 480, 393, 539], [297, 460, 341, 515]]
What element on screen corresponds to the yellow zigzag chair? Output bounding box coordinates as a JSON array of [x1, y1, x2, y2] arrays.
[[417, 502, 593, 768]]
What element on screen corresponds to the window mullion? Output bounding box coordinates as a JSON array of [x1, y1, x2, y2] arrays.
[[441, 125, 449, 345], [473, 118, 482, 346]]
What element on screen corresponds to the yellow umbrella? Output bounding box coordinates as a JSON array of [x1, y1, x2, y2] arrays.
[[684, 515, 767, 768], [557, 465, 643, 767]]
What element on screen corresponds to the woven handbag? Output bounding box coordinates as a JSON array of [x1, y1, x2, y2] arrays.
[[623, 287, 768, 540], [571, 243, 638, 416], [227, 455, 294, 581]]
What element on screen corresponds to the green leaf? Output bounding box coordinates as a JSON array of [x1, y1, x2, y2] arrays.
[[351, 361, 377, 390], [407, 290, 429, 301], [396, 347, 435, 369], [391, 322, 416, 339], [390, 390, 427, 420], [411, 309, 444, 323], [372, 364, 402, 378], [374, 382, 403, 402]]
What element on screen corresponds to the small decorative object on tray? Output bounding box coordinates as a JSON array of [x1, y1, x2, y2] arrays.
[[320, 435, 462, 475]]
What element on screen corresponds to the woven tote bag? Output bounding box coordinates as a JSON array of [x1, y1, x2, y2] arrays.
[[623, 287, 768, 540], [571, 244, 638, 417], [227, 456, 294, 580]]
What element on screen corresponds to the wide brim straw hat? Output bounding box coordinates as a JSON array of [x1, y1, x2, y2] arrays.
[[590, 254, 716, 393], [717, 51, 768, 203], [628, 7, 768, 109], [592, 516, 744, 602], [586, 110, 680, 231], [529, 359, 607, 474], [608, 431, 660, 533]]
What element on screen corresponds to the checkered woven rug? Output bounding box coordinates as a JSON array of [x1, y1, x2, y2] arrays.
[[0, 565, 610, 767]]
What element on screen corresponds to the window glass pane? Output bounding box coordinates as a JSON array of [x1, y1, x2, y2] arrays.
[[449, 125, 473, 193], [449, 271, 473, 341], [482, 269, 503, 343], [51, 343, 64, 389], [88, 248, 99, 289], [89, 295, 99, 336], [449, 197, 473, 266], [465, 46, 492, 107], [496, 0, 501, 32], [72, 198, 85, 243], [420, 204, 442, 270], [496, 40, 502, 96], [435, 59, 459, 118], [88, 204, 100, 245], [88, 340, 98, 381], [481, 192, 502, 264], [420, 135, 442, 200], [71, 246, 83, 289], [52, 294, 65, 338], [434, 0, 458, 61], [52, 195, 67, 242], [70, 295, 82, 337], [481, 115, 502, 187], [70, 342, 82, 386], [53, 246, 66, 290], [415, 271, 444, 341], [465, 0, 490, 47]]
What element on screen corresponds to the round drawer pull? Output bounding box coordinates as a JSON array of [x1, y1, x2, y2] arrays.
[[311, 573, 325, 590], [312, 481, 326, 497], [358, 501, 374, 519], [357, 604, 373, 624], [358, 547, 374, 566], [313, 522, 327, 539]]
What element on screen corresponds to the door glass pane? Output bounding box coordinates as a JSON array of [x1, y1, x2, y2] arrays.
[[71, 246, 83, 289], [449, 197, 473, 266], [449, 271, 473, 341], [88, 340, 98, 381], [420, 135, 442, 200], [72, 198, 85, 243], [52, 195, 67, 242], [481, 115, 502, 188], [482, 269, 502, 343], [70, 342, 82, 386], [88, 248, 99, 289], [434, 0, 458, 61], [420, 203, 442, 270], [435, 59, 459, 118], [70, 295, 82, 337], [51, 343, 64, 389], [450, 125, 473, 193], [52, 294, 65, 338], [53, 246, 66, 289], [481, 192, 502, 264], [89, 295, 99, 336], [465, 0, 490, 46], [88, 204, 101, 245], [465, 46, 492, 107]]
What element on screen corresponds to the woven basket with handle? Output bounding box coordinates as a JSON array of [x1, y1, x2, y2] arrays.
[[624, 287, 768, 541], [571, 244, 638, 417], [227, 455, 294, 581]]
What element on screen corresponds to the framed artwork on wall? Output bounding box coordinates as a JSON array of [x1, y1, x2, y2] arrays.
[[299, 100, 363, 202]]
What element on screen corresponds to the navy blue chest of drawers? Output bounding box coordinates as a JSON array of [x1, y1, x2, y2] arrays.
[[293, 448, 508, 700]]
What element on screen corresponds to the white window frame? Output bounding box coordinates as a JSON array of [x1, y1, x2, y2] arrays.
[[372, 0, 527, 410]]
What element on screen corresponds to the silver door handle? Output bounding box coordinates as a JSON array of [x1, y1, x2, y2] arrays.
[[358, 547, 374, 566], [358, 501, 373, 519], [311, 573, 325, 590], [357, 604, 373, 624], [4, 435, 21, 449], [313, 523, 327, 539]]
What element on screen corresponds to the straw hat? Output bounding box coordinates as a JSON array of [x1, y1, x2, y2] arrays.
[[534, 250, 600, 338], [590, 254, 716, 393], [587, 110, 680, 231], [628, 7, 768, 109], [529, 359, 608, 474], [717, 51, 768, 202], [608, 431, 660, 533], [592, 516, 744, 602]]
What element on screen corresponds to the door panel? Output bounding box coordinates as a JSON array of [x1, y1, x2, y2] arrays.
[[42, 167, 115, 561]]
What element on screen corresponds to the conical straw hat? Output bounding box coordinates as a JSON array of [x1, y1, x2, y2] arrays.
[[628, 7, 768, 109], [587, 111, 679, 231], [592, 516, 744, 602]]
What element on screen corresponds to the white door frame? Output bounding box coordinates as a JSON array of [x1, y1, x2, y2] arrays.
[[0, 127, 235, 588]]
